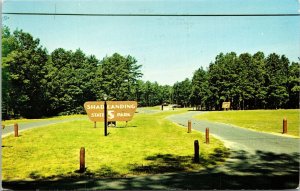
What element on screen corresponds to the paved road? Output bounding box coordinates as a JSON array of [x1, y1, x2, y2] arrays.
[[167, 111, 299, 154], [166, 111, 300, 189], [1, 116, 87, 137]]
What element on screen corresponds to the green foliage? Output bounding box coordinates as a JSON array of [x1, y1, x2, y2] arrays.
[[190, 52, 299, 110], [2, 27, 144, 118], [287, 62, 300, 108], [265, 54, 289, 108], [173, 78, 192, 107], [190, 67, 209, 110], [135, 80, 172, 107], [96, 53, 142, 101], [3, 29, 49, 118], [46, 48, 98, 115]]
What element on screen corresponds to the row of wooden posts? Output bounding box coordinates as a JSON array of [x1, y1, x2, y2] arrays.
[[1, 118, 290, 173], [188, 120, 210, 144], [2, 118, 288, 139], [78, 142, 202, 173], [79, 120, 207, 172], [77, 117, 289, 173], [1, 119, 288, 173]]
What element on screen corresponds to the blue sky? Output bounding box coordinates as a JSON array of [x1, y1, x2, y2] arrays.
[[2, 0, 300, 85]]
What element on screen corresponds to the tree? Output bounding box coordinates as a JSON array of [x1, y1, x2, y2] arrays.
[[160, 85, 173, 104], [173, 78, 192, 107], [251, 52, 267, 109], [207, 52, 238, 110], [2, 26, 17, 119], [236, 53, 256, 110], [190, 67, 209, 110], [4, 30, 49, 118], [3, 26, 298, 119], [46, 48, 99, 115], [265, 53, 289, 109], [287, 61, 300, 108], [97, 53, 142, 101]]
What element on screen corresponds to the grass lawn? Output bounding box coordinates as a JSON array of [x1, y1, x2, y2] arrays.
[[194, 109, 299, 137], [2, 109, 228, 181]]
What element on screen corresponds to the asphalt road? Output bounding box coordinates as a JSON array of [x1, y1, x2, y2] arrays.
[[166, 110, 300, 189], [1, 116, 87, 137], [167, 111, 299, 154]]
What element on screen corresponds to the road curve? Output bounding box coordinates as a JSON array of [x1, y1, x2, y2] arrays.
[[167, 111, 299, 154], [1, 116, 88, 137], [166, 110, 299, 189]]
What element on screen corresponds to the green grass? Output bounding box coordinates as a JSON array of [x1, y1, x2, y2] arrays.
[[2, 109, 228, 181], [2, 114, 85, 126], [194, 109, 299, 137]]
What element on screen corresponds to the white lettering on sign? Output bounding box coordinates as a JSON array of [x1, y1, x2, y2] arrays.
[[87, 105, 104, 110], [84, 101, 137, 122], [109, 104, 136, 109], [86, 104, 136, 110], [91, 113, 104, 117], [108, 110, 115, 120], [117, 113, 131, 117]]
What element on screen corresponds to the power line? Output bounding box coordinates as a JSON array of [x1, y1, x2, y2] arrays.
[[2, 12, 300, 17]]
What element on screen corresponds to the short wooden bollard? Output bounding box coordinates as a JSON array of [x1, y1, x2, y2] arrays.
[[188, 120, 192, 133], [283, 117, 287, 134], [194, 140, 200, 163], [14, 123, 18, 137], [94, 122, 96, 128], [205, 128, 210, 144], [79, 147, 85, 173]]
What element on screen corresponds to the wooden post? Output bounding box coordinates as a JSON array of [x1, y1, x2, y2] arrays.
[[94, 122, 96, 128], [79, 147, 85, 173], [188, 120, 192, 133], [206, 128, 210, 144], [194, 140, 199, 162], [104, 101, 108, 136], [14, 123, 18, 137], [283, 117, 287, 134]]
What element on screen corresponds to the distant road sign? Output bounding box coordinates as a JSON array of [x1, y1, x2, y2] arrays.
[[222, 102, 231, 109], [84, 101, 137, 122]]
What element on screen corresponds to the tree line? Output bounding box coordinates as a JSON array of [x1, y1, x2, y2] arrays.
[[1, 27, 172, 118], [174, 52, 299, 110], [2, 27, 299, 119]]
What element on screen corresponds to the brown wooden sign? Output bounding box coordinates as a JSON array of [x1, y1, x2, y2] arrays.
[[84, 101, 137, 122], [222, 102, 231, 109]]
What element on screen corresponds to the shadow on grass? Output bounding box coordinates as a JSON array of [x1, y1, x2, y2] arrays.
[[3, 150, 299, 190], [130, 148, 229, 174]]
